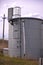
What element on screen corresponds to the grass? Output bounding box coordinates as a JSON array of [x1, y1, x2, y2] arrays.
[[0, 55, 39, 65]]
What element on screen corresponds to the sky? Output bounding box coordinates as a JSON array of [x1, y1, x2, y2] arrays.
[[0, 0, 43, 39]]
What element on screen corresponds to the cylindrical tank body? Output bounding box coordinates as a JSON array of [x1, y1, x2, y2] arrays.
[[8, 17, 43, 59], [8, 7, 21, 57], [24, 18, 42, 59], [8, 21, 20, 57], [8, 23, 14, 57]]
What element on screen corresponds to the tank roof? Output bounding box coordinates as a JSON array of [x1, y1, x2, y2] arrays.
[[9, 17, 43, 22]]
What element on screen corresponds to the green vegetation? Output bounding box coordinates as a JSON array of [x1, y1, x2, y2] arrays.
[[0, 55, 39, 65]]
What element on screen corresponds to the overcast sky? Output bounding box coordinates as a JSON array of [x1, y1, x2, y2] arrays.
[[0, 0, 43, 39]]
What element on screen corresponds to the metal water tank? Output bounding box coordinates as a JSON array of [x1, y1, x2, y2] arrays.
[[8, 8, 14, 57], [10, 18, 42, 59], [13, 6, 21, 18], [8, 6, 21, 57], [8, 9, 43, 58]]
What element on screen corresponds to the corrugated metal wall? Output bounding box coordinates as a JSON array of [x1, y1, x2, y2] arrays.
[[40, 24, 43, 57], [24, 19, 42, 59]]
